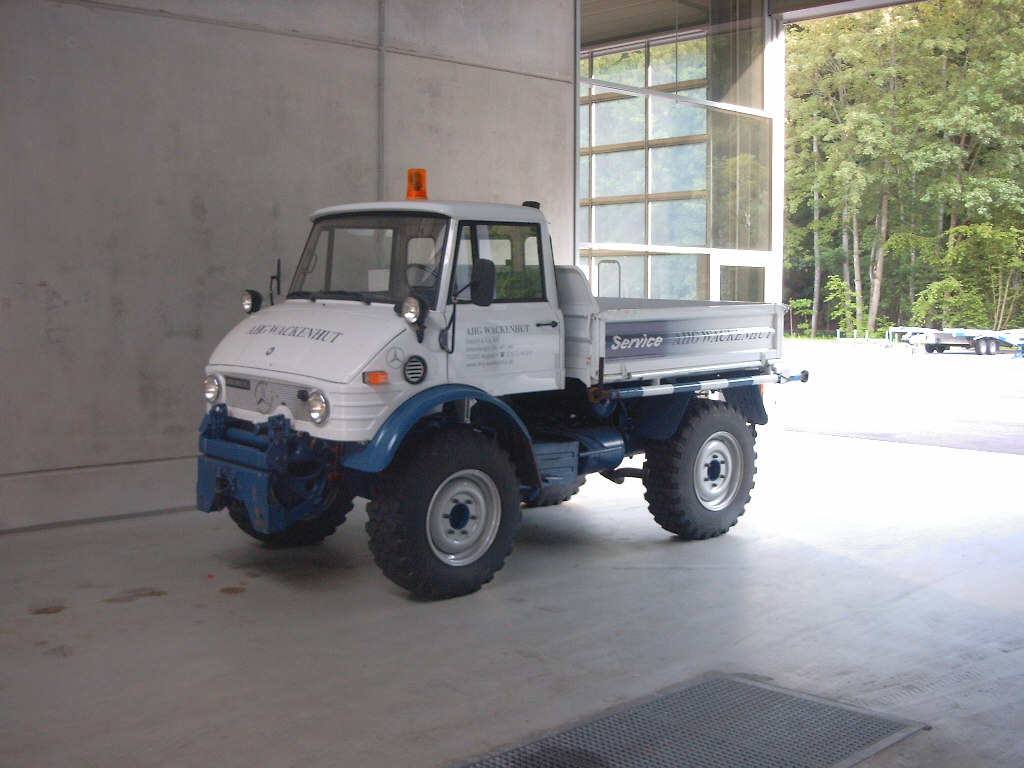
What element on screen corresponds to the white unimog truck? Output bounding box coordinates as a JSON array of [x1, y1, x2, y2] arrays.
[[198, 187, 807, 598]]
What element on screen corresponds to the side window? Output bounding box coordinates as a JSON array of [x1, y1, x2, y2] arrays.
[[454, 222, 545, 302]]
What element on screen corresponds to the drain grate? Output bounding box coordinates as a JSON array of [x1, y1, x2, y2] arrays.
[[454, 673, 925, 768]]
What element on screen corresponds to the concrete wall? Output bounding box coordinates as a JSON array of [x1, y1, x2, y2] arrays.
[[0, 0, 576, 530]]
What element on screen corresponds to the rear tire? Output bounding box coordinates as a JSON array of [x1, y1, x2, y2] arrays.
[[366, 428, 521, 599], [523, 477, 585, 508], [643, 399, 756, 540]]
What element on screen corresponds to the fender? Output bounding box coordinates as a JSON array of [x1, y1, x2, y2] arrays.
[[632, 391, 694, 441], [342, 384, 540, 484], [624, 385, 765, 447]]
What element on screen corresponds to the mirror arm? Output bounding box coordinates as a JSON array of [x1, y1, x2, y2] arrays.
[[268, 259, 282, 306]]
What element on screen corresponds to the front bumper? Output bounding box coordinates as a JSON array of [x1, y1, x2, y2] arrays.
[[196, 404, 339, 535]]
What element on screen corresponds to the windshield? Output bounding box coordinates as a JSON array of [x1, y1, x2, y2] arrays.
[[288, 212, 449, 306]]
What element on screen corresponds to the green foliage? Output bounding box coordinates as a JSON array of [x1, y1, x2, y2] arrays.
[[787, 298, 814, 335], [785, 0, 1024, 333], [943, 224, 1024, 328], [884, 233, 941, 264], [824, 275, 856, 334], [910, 277, 987, 328]]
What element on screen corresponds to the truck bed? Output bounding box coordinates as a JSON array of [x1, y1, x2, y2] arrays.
[[556, 266, 785, 385]]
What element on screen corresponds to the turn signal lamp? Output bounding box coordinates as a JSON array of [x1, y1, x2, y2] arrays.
[[362, 371, 389, 385], [407, 168, 428, 200]]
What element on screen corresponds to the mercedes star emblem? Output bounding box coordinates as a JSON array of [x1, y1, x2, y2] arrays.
[[386, 347, 406, 369], [253, 381, 274, 414]]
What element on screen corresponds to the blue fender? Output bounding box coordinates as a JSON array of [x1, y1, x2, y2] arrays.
[[341, 384, 539, 483]]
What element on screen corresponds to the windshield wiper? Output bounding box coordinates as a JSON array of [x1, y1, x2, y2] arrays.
[[286, 291, 317, 302], [320, 290, 374, 305]]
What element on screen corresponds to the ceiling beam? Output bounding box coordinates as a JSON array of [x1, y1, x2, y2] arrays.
[[768, 0, 924, 23]]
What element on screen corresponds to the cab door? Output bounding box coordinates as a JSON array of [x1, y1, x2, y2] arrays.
[[447, 221, 562, 396]]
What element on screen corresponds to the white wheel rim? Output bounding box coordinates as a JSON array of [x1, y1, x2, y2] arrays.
[[693, 430, 744, 511], [426, 469, 501, 566]]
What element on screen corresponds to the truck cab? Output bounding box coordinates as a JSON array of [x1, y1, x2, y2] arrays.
[[203, 201, 562, 443]]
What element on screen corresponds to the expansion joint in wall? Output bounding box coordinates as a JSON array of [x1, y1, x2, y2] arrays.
[[46, 0, 574, 86]]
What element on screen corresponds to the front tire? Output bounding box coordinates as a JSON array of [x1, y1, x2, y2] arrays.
[[227, 483, 354, 547], [366, 428, 521, 599], [643, 399, 756, 539]]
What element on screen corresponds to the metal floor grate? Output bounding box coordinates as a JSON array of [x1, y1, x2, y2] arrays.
[[454, 673, 925, 768]]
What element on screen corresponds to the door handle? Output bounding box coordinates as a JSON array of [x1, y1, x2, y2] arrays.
[[536, 320, 559, 328]]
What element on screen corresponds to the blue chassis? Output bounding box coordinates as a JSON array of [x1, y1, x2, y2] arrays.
[[197, 379, 768, 534]]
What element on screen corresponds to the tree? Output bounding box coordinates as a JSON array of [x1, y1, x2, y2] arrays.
[[910, 277, 987, 328], [941, 224, 1024, 329], [824, 274, 856, 335], [785, 1, 1024, 335]]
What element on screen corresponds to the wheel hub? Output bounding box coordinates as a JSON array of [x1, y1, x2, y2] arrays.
[[447, 502, 472, 531], [694, 431, 743, 511], [426, 469, 501, 566]]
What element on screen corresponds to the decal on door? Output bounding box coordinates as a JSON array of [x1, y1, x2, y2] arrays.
[[463, 324, 535, 371]]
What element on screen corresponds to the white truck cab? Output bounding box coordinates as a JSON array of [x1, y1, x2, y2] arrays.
[[204, 201, 561, 443], [198, 187, 806, 599]]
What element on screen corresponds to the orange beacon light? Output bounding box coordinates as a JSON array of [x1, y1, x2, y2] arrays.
[[407, 169, 428, 200]]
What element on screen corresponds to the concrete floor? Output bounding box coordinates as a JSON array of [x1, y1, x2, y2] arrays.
[[2, 340, 1022, 767]]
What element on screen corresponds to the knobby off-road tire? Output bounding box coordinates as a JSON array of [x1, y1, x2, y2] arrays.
[[227, 483, 354, 547], [366, 428, 522, 599], [523, 477, 586, 508], [643, 399, 756, 540]]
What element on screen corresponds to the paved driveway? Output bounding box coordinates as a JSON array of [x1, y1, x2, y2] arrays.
[[770, 338, 1024, 455]]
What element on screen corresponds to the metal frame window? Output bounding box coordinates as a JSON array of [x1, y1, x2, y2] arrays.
[[578, 11, 778, 303]]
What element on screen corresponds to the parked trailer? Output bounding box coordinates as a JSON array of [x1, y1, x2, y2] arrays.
[[889, 326, 1024, 356]]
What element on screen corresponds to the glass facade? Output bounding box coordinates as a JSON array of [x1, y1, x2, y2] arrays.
[[579, 0, 774, 302]]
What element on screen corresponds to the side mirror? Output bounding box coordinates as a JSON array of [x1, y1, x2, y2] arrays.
[[470, 259, 495, 307]]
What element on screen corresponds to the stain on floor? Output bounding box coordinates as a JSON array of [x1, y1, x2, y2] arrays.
[[31, 605, 67, 615], [103, 588, 168, 604]]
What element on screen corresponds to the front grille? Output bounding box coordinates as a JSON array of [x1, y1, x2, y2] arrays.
[[224, 378, 313, 422]]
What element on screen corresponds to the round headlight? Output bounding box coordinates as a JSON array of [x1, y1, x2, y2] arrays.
[[308, 390, 330, 424], [401, 295, 422, 325], [203, 375, 221, 403], [242, 290, 263, 314]]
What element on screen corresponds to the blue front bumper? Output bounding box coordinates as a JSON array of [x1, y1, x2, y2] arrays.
[[196, 404, 335, 535]]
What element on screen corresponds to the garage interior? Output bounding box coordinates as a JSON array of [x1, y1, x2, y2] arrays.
[[2, 1, 1022, 766]]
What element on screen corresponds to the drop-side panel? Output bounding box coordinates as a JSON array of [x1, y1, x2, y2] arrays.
[[565, 299, 784, 385]]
